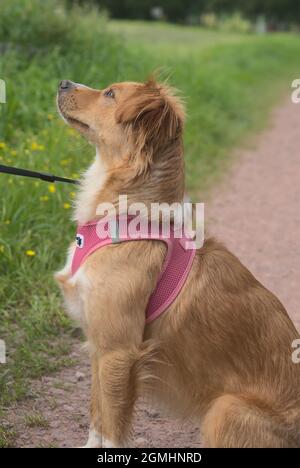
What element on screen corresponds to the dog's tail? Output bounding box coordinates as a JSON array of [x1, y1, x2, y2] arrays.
[[202, 393, 300, 448]]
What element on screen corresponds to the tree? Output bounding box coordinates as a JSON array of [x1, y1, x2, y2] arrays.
[[69, 0, 300, 24]]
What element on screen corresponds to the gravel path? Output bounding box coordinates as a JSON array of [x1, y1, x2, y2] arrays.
[[4, 97, 300, 447]]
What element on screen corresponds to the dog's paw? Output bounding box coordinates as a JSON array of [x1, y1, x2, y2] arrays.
[[81, 428, 102, 448], [101, 437, 115, 448], [81, 428, 121, 448]]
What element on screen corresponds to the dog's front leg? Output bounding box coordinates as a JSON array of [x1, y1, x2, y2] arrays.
[[84, 312, 157, 447], [81, 249, 161, 447], [82, 344, 156, 448], [82, 338, 157, 448], [96, 341, 156, 447], [81, 353, 103, 448], [82, 350, 141, 448]]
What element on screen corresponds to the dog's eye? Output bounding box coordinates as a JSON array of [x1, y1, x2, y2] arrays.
[[104, 89, 114, 98]]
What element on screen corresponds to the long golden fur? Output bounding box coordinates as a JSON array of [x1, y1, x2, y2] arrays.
[[55, 78, 300, 448]]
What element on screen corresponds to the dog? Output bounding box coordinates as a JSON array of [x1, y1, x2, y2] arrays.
[[55, 78, 300, 448]]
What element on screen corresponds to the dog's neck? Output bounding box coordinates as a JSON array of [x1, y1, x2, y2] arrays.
[[74, 144, 185, 225], [73, 149, 106, 224]]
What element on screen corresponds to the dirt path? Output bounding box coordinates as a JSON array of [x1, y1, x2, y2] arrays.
[[4, 97, 300, 448], [209, 97, 300, 331]]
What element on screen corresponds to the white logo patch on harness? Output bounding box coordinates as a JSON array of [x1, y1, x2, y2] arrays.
[[76, 234, 84, 249]]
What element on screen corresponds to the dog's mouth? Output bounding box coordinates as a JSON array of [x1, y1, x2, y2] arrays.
[[57, 97, 90, 133], [65, 115, 90, 132]]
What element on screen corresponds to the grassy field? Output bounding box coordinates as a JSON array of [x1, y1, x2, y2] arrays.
[[1, 0, 300, 446], [108, 19, 244, 48]]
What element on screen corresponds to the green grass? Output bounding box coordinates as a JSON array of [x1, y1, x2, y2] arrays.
[[108, 19, 244, 49], [25, 412, 49, 428], [1, 1, 300, 427], [0, 424, 16, 448]]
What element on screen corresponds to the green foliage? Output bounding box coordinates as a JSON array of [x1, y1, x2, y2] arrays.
[[0, 0, 111, 49], [0, 0, 73, 47], [201, 11, 252, 32], [0, 423, 15, 448], [80, 0, 300, 24], [208, 0, 300, 23]]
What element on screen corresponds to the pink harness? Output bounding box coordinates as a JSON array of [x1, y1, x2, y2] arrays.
[[71, 217, 195, 323]]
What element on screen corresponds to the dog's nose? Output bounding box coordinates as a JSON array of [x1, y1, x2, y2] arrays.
[[59, 80, 75, 91]]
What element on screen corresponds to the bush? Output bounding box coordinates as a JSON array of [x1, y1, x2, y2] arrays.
[[0, 0, 109, 50], [200, 12, 218, 29], [0, 0, 71, 47], [0, 0, 121, 137], [219, 12, 252, 34], [200, 11, 252, 33]]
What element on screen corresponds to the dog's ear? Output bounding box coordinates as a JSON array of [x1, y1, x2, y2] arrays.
[[116, 80, 185, 169]]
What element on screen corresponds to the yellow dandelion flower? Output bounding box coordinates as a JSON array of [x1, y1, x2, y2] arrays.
[[30, 142, 45, 151], [26, 250, 36, 257], [0, 142, 6, 150], [63, 203, 71, 209], [48, 184, 56, 193], [70, 191, 76, 198], [40, 195, 49, 202], [30, 142, 39, 151]]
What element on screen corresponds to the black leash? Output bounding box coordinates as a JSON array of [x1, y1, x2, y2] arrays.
[[0, 164, 79, 185]]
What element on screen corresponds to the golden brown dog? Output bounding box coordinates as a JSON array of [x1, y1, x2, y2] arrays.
[[55, 78, 300, 448]]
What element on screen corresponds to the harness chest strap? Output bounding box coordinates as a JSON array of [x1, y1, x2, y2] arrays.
[[71, 217, 196, 323]]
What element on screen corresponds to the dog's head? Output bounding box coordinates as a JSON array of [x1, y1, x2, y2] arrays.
[[57, 78, 185, 172]]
